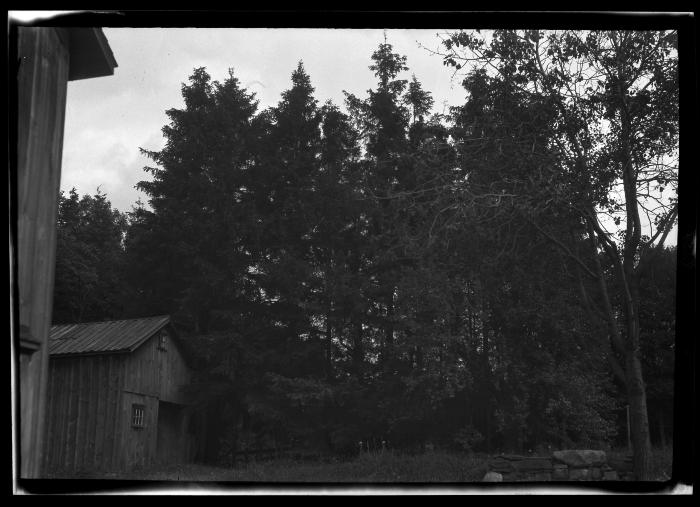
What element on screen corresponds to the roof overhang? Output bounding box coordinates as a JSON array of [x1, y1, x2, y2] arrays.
[[68, 27, 117, 81]]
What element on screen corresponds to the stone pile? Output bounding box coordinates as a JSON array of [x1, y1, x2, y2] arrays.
[[483, 450, 635, 482], [489, 455, 554, 482], [606, 454, 635, 481]]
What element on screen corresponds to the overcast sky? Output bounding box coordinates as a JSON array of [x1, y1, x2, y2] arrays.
[[60, 28, 466, 213], [54, 25, 676, 246]]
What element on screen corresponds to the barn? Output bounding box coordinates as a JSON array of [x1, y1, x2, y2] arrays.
[[42, 315, 202, 475], [14, 25, 118, 478]]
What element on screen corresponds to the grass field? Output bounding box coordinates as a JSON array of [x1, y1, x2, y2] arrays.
[[55, 446, 673, 483], [108, 450, 490, 483]]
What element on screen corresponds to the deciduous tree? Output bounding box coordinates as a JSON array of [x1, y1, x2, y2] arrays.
[[440, 29, 678, 478]]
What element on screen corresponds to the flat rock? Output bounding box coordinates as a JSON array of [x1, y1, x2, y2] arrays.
[[495, 454, 526, 461], [603, 470, 619, 481], [568, 468, 591, 481], [490, 457, 515, 472], [490, 465, 514, 473], [512, 457, 552, 471], [531, 472, 552, 481], [608, 457, 634, 472], [483, 471, 503, 482], [552, 450, 606, 468], [552, 467, 568, 480]]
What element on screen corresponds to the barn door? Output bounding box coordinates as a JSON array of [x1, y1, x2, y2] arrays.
[[156, 401, 186, 465]]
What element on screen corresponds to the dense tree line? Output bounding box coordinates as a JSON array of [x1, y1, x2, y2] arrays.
[[52, 31, 677, 479]]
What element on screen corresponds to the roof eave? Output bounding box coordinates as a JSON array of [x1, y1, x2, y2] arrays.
[[68, 27, 118, 81], [126, 316, 172, 353]]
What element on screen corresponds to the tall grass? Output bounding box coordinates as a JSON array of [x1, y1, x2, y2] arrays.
[[116, 450, 491, 483], [48, 446, 673, 483]]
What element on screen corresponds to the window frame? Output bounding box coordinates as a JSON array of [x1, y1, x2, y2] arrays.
[[131, 403, 145, 429], [158, 330, 168, 352]]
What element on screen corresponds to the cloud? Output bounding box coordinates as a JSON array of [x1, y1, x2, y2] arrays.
[[60, 131, 157, 213], [61, 28, 468, 214]]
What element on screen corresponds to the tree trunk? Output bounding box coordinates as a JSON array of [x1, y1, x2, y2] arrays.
[[385, 287, 394, 355], [583, 217, 652, 479], [325, 305, 333, 381], [352, 320, 364, 376], [415, 345, 423, 371], [614, 38, 654, 480], [608, 254, 653, 480], [620, 257, 653, 478], [486, 410, 492, 454], [658, 412, 667, 449], [625, 329, 653, 480]]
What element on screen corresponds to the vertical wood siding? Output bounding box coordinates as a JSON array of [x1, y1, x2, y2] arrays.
[[17, 26, 70, 478], [43, 328, 195, 474], [43, 354, 127, 474], [119, 392, 158, 470], [125, 330, 192, 404]]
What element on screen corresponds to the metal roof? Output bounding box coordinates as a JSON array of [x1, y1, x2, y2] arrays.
[[49, 315, 171, 356]]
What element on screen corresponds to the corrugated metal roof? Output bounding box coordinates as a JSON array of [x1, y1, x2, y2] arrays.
[[49, 315, 171, 356]]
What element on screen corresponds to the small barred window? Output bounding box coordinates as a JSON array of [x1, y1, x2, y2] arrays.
[[158, 331, 168, 351], [132, 404, 145, 428]]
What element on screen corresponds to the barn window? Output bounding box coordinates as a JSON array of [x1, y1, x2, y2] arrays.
[[131, 404, 145, 428], [158, 330, 168, 351]]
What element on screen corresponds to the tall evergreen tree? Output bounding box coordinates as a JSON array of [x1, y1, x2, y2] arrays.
[[52, 188, 127, 324], [134, 67, 260, 333], [343, 41, 411, 376], [99, 37, 676, 464]]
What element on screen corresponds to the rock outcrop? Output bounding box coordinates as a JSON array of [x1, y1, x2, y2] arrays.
[[484, 450, 635, 482]]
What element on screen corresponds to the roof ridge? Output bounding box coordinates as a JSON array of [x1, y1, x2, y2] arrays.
[[51, 314, 170, 328]]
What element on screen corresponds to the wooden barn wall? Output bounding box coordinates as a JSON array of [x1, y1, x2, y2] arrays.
[[158, 332, 192, 404], [120, 330, 194, 467], [43, 329, 196, 474], [43, 354, 127, 474], [124, 330, 192, 405], [17, 26, 70, 478], [119, 392, 158, 470]]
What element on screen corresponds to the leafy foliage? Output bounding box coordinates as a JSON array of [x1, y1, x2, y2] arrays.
[[51, 33, 676, 468], [53, 189, 127, 324]]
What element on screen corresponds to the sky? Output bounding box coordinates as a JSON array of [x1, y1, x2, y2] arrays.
[[47, 24, 675, 246], [60, 28, 467, 213]]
